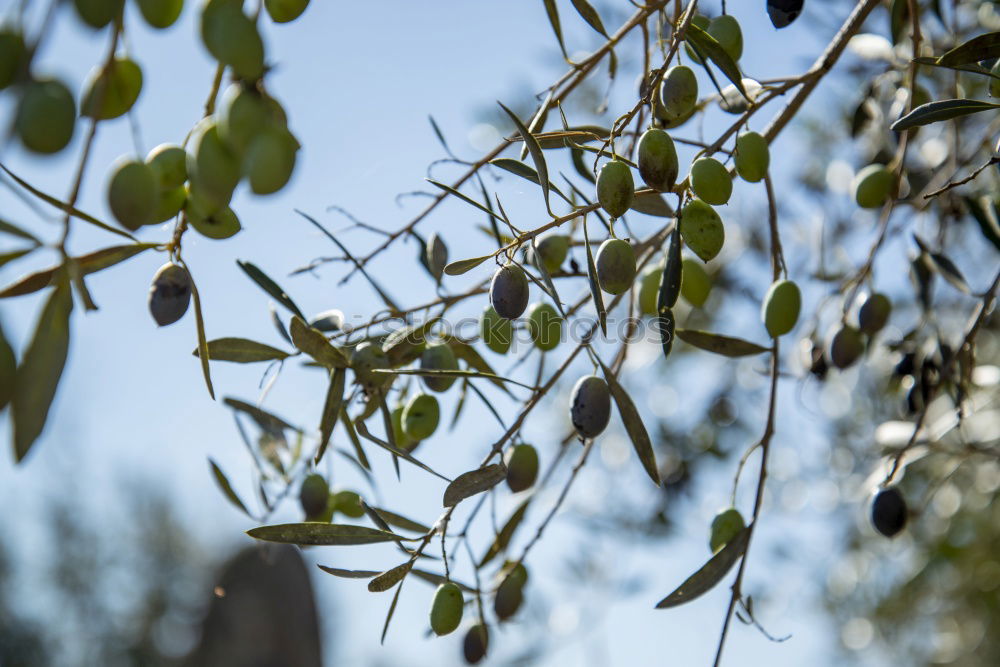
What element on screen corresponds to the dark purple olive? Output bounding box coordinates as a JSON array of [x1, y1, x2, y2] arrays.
[[871, 487, 907, 537]]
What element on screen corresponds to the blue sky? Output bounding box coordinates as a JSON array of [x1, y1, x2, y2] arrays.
[[0, 1, 898, 665]]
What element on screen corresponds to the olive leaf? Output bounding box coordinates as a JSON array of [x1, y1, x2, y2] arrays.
[[890, 0, 909, 45], [542, 0, 568, 59], [368, 561, 414, 593], [316, 366, 347, 465], [443, 464, 507, 507], [498, 101, 552, 215], [208, 458, 252, 518], [658, 226, 682, 311], [685, 23, 747, 99], [0, 248, 33, 269], [194, 337, 290, 363], [372, 368, 534, 391], [937, 31, 1000, 66], [382, 318, 439, 367], [410, 569, 476, 593], [0, 320, 14, 411], [428, 114, 457, 160], [913, 234, 972, 294], [290, 316, 348, 368], [0, 243, 159, 298], [489, 158, 571, 204], [582, 216, 608, 336], [570, 0, 608, 37], [630, 190, 674, 218], [891, 99, 1000, 132], [964, 196, 1000, 252], [341, 406, 371, 470], [11, 278, 72, 462], [658, 309, 676, 360], [427, 179, 506, 223], [598, 360, 660, 486], [444, 254, 493, 276], [380, 572, 405, 644], [655, 526, 751, 609], [479, 497, 531, 567], [449, 340, 515, 396], [674, 329, 770, 357], [247, 523, 411, 546], [0, 218, 42, 245], [353, 418, 451, 482], [224, 397, 300, 434], [236, 260, 305, 320], [370, 507, 431, 534], [318, 566, 381, 579]]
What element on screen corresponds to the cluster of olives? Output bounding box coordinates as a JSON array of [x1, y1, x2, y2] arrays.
[[298, 473, 364, 523]]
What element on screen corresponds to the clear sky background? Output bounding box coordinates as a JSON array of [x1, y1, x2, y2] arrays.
[[0, 1, 904, 665]]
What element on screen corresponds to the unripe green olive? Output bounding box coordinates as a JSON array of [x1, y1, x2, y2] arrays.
[[391, 404, 420, 452], [761, 279, 801, 338], [244, 127, 299, 195], [146, 143, 188, 189], [201, 0, 265, 80], [489, 264, 529, 320], [680, 257, 711, 307], [151, 185, 187, 224], [858, 292, 891, 335], [570, 375, 611, 439], [852, 164, 893, 209], [637, 128, 678, 192], [16, 78, 76, 154], [682, 15, 711, 63], [73, 0, 123, 29], [108, 158, 158, 230], [734, 132, 770, 183], [679, 199, 725, 263], [351, 341, 390, 392], [689, 157, 732, 206], [265, 0, 310, 23], [188, 119, 240, 210], [709, 507, 745, 554], [402, 393, 440, 441], [420, 342, 459, 392], [871, 487, 907, 538], [81, 56, 142, 120], [533, 232, 569, 274], [493, 574, 524, 621], [184, 191, 242, 239], [526, 302, 562, 352], [481, 305, 513, 355], [218, 84, 273, 155], [659, 65, 698, 124], [333, 490, 364, 519], [829, 325, 864, 369], [504, 444, 539, 493], [137, 0, 183, 28], [595, 238, 636, 295], [148, 262, 192, 326], [430, 582, 464, 636], [0, 30, 27, 90], [596, 160, 634, 218], [299, 473, 329, 519], [637, 264, 662, 316], [496, 561, 529, 589], [708, 14, 743, 61], [462, 623, 489, 664]]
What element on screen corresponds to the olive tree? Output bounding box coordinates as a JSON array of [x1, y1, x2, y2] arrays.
[[1, 0, 999, 664]]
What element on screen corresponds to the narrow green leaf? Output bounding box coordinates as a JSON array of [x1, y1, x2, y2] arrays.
[[247, 522, 410, 546], [380, 573, 405, 644], [631, 190, 675, 218], [372, 507, 431, 535], [542, 0, 568, 59], [686, 23, 746, 98], [0, 248, 33, 269], [912, 56, 1000, 80], [675, 329, 770, 357], [0, 218, 42, 245], [428, 115, 456, 159], [382, 318, 439, 368], [489, 158, 571, 204], [236, 260, 305, 320], [368, 561, 413, 593], [11, 278, 72, 462], [318, 565, 380, 579], [371, 368, 534, 391], [582, 217, 607, 336], [889, 0, 908, 45], [655, 527, 750, 609], [658, 309, 675, 360], [0, 320, 14, 411], [598, 360, 660, 486], [224, 397, 299, 433], [410, 569, 476, 593], [570, 0, 608, 37], [479, 497, 531, 567], [208, 458, 252, 517], [316, 367, 347, 464], [0, 243, 159, 299], [891, 98, 1000, 132], [444, 254, 493, 276], [571, 147, 595, 183], [0, 163, 137, 241], [449, 340, 515, 396], [938, 31, 1000, 66], [290, 316, 348, 368], [499, 102, 552, 215], [443, 464, 507, 507], [964, 196, 1000, 252], [353, 418, 451, 482], [187, 272, 215, 400], [195, 337, 290, 363], [341, 406, 371, 470], [427, 179, 506, 223]]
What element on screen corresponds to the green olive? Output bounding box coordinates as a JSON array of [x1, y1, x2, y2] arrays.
[[146, 143, 188, 189], [430, 582, 464, 636], [420, 342, 459, 392], [73, 0, 123, 29], [493, 576, 524, 621], [680, 257, 711, 307], [244, 127, 299, 195], [734, 132, 770, 183], [184, 190, 242, 239], [709, 507, 745, 554], [218, 83, 274, 155], [526, 302, 562, 352], [596, 160, 635, 218], [679, 199, 725, 262], [707, 14, 743, 61], [201, 0, 265, 80], [265, 0, 310, 22], [761, 279, 801, 338], [350, 341, 390, 392], [637, 263, 662, 316], [107, 158, 158, 230], [829, 325, 864, 369], [858, 292, 891, 335], [637, 128, 678, 192], [595, 238, 636, 295], [689, 157, 732, 206], [504, 444, 539, 493], [81, 56, 142, 120], [137, 0, 184, 28], [852, 164, 893, 209], [481, 305, 514, 354], [299, 473, 329, 519], [0, 30, 26, 90], [187, 119, 240, 210], [402, 393, 440, 441], [533, 232, 569, 274], [391, 404, 420, 452], [682, 15, 711, 63], [333, 490, 364, 518], [151, 185, 187, 224], [570, 375, 611, 439], [16, 78, 76, 154], [659, 65, 698, 124]]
